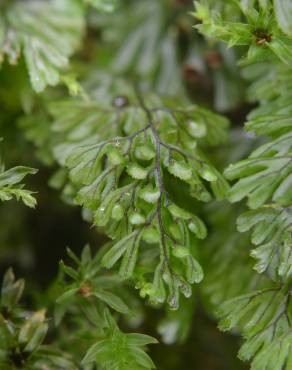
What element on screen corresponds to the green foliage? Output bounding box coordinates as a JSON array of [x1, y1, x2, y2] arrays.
[[85, 0, 118, 12], [104, 0, 182, 92], [0, 269, 76, 369], [0, 254, 157, 369], [194, 0, 292, 65], [0, 0, 84, 92], [197, 1, 292, 369], [274, 0, 292, 36], [57, 245, 129, 318], [1, 0, 292, 369], [56, 246, 157, 369], [202, 202, 270, 307], [158, 293, 196, 345], [82, 309, 157, 369], [218, 287, 292, 370], [224, 133, 292, 207], [0, 163, 37, 207], [49, 78, 228, 308], [237, 206, 292, 280]]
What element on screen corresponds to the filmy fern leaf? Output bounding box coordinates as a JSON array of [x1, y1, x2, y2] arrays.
[[0, 0, 84, 92], [202, 202, 270, 306], [237, 206, 292, 281], [104, 0, 182, 93], [224, 133, 292, 208], [218, 287, 292, 370], [196, 1, 292, 368], [49, 77, 229, 308]]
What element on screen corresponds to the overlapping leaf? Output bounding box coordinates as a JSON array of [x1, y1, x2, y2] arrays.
[[225, 130, 292, 208], [202, 202, 270, 306], [218, 287, 292, 370], [196, 3, 292, 368], [107, 0, 182, 93], [0, 0, 84, 92], [237, 205, 292, 281], [242, 62, 292, 137]]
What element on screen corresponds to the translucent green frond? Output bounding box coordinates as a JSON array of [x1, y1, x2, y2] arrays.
[[218, 287, 292, 370], [202, 202, 271, 307], [237, 206, 292, 281], [49, 77, 229, 308], [225, 133, 292, 208], [0, 0, 85, 92]]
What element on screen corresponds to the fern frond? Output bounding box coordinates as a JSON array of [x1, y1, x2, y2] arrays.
[[237, 205, 292, 281], [109, 0, 182, 92], [224, 133, 292, 208], [49, 77, 229, 308], [194, 1, 292, 65], [218, 287, 292, 370], [202, 202, 271, 306], [0, 0, 84, 92], [196, 1, 292, 367], [0, 164, 37, 207], [82, 309, 157, 370]]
